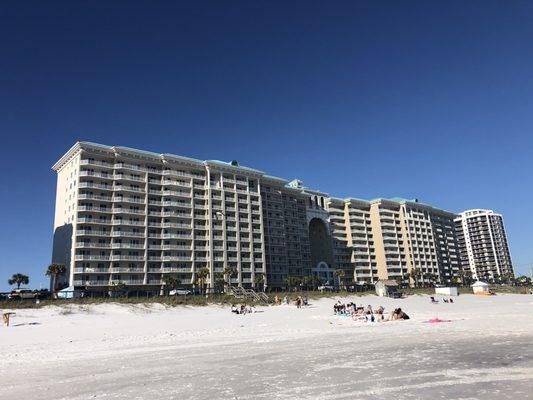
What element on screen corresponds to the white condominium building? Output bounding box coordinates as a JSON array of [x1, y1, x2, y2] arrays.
[[454, 209, 514, 280], [52, 142, 267, 291], [51, 142, 510, 291]]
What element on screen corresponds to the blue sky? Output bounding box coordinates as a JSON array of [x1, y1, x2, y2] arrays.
[[1, 1, 533, 290]]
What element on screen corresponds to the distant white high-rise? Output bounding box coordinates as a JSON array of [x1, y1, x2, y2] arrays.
[[455, 209, 514, 280]]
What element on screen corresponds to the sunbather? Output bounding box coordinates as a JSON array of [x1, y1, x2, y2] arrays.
[[392, 308, 410, 320]]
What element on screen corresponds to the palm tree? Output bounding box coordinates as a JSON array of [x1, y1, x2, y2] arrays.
[[501, 272, 515, 285], [463, 270, 474, 286], [109, 282, 128, 298], [334, 269, 345, 290], [161, 275, 181, 295], [402, 272, 411, 288], [516, 275, 532, 286], [196, 267, 209, 295], [253, 273, 265, 291], [301, 275, 314, 290], [8, 273, 29, 289], [214, 272, 225, 293], [223, 266, 238, 290], [411, 268, 422, 288], [46, 264, 66, 292], [455, 269, 465, 286], [285, 276, 302, 292]]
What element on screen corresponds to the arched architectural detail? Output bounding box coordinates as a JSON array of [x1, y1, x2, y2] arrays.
[[309, 217, 334, 274], [312, 261, 334, 284]]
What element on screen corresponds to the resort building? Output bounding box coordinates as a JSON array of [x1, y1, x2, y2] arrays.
[[308, 196, 460, 286], [51, 142, 509, 292], [52, 142, 267, 292], [454, 209, 514, 281]]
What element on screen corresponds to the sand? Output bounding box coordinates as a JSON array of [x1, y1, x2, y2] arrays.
[[1, 294, 532, 399]]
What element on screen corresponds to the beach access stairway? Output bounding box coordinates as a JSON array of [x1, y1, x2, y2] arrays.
[[230, 286, 270, 304]]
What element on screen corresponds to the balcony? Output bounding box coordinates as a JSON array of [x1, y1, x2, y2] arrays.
[[78, 194, 113, 202], [74, 255, 110, 261], [113, 208, 145, 215], [80, 159, 114, 168], [161, 233, 193, 240], [77, 218, 111, 225], [110, 279, 145, 285], [164, 190, 191, 198], [78, 182, 113, 191], [73, 267, 109, 273], [111, 231, 144, 238], [79, 171, 113, 179], [73, 280, 110, 286], [78, 206, 112, 213], [114, 163, 146, 172], [113, 196, 145, 204], [162, 256, 191, 262], [162, 245, 191, 250], [112, 243, 145, 249], [114, 174, 145, 182], [162, 222, 191, 229], [76, 242, 111, 248], [110, 255, 144, 261], [114, 185, 145, 193], [162, 170, 191, 179], [112, 220, 145, 227], [161, 267, 191, 273], [162, 201, 191, 208], [110, 267, 145, 273], [162, 212, 192, 218], [76, 230, 109, 236]]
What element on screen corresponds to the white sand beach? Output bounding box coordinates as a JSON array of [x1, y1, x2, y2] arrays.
[[1, 294, 532, 400]]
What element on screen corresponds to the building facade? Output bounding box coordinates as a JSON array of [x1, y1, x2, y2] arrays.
[[454, 209, 514, 281], [52, 142, 268, 292], [51, 142, 512, 291]]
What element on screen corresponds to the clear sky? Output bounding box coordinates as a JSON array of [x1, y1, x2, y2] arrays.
[[1, 1, 533, 291]]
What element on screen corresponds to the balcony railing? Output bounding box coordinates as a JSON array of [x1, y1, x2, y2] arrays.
[[74, 255, 110, 261], [76, 242, 111, 248], [112, 243, 145, 249], [80, 159, 114, 168], [111, 231, 144, 237], [110, 255, 144, 261]]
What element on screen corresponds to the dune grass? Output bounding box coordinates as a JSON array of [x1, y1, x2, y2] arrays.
[[1, 285, 530, 310]]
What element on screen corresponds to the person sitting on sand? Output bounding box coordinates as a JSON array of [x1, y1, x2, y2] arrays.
[[365, 305, 373, 315], [240, 304, 247, 315], [392, 308, 410, 320], [303, 296, 308, 307], [274, 295, 280, 305], [430, 296, 438, 303], [449, 298, 454, 303], [231, 304, 239, 314], [283, 296, 289, 305], [294, 297, 300, 308]]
